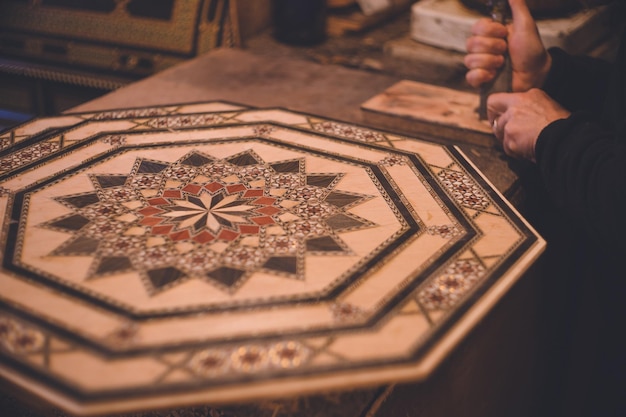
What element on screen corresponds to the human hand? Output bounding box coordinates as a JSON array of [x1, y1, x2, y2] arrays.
[[488, 89, 570, 162], [464, 0, 552, 92]]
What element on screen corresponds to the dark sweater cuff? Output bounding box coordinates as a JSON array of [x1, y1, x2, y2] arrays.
[[535, 112, 587, 166]]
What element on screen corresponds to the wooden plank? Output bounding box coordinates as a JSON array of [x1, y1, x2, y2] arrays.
[[327, 0, 412, 36], [411, 0, 617, 55], [328, 0, 357, 8], [361, 79, 495, 147]]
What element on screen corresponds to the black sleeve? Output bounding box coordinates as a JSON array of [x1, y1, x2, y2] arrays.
[[542, 47, 612, 116], [535, 112, 626, 256]]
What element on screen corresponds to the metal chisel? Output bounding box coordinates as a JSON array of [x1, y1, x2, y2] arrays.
[[477, 0, 513, 120]]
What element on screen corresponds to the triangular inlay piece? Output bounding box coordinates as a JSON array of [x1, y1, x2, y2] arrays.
[[306, 175, 338, 188], [95, 256, 133, 275], [325, 191, 364, 208], [227, 152, 259, 166], [137, 160, 169, 173], [271, 160, 301, 173], [147, 267, 186, 290], [55, 236, 100, 255], [306, 236, 345, 252], [48, 214, 91, 231], [263, 256, 298, 275], [207, 267, 246, 288], [181, 153, 213, 167], [93, 175, 127, 188], [59, 193, 100, 208], [325, 213, 368, 231]]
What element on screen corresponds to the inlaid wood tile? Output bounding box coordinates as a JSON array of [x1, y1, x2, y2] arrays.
[[0, 102, 544, 415]]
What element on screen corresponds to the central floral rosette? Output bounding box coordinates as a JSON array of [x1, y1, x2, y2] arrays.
[[138, 183, 280, 244]]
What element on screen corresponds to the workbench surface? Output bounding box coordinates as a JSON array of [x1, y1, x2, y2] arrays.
[[1, 46, 548, 417]]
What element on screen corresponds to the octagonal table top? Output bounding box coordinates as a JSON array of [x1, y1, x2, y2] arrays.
[[0, 101, 544, 415]]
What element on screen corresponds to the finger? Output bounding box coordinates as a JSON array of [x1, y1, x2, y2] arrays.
[[464, 53, 504, 71], [500, 123, 522, 159], [486, 92, 520, 119], [466, 36, 508, 54], [487, 110, 505, 134], [465, 68, 497, 88], [508, 0, 535, 32], [490, 115, 499, 135], [471, 18, 508, 38], [502, 136, 516, 157]]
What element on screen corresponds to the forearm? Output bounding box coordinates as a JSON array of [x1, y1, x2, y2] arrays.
[[541, 48, 612, 114], [536, 113, 626, 254]]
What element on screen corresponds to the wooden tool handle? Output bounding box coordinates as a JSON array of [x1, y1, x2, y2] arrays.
[[477, 0, 512, 120]]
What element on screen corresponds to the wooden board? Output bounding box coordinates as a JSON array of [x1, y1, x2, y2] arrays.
[[328, 0, 357, 8], [411, 0, 616, 54], [361, 80, 495, 147], [327, 0, 412, 36], [0, 101, 543, 415]]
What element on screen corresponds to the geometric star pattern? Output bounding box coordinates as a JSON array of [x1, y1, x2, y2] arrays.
[[43, 150, 375, 295]]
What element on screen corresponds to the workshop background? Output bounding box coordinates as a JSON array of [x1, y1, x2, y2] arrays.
[[0, 1, 622, 416]]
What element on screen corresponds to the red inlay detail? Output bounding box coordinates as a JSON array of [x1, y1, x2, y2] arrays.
[[256, 206, 281, 215], [138, 206, 163, 216], [254, 197, 276, 205], [183, 184, 202, 194], [239, 225, 260, 234], [226, 184, 246, 193], [204, 182, 224, 192], [218, 229, 239, 241], [251, 216, 275, 225], [163, 190, 182, 198], [193, 231, 215, 244], [148, 197, 169, 206], [170, 230, 191, 241], [152, 225, 174, 235], [243, 189, 264, 198], [140, 216, 163, 226]]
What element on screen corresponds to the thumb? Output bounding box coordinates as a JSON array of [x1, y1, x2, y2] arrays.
[[507, 0, 535, 32]]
